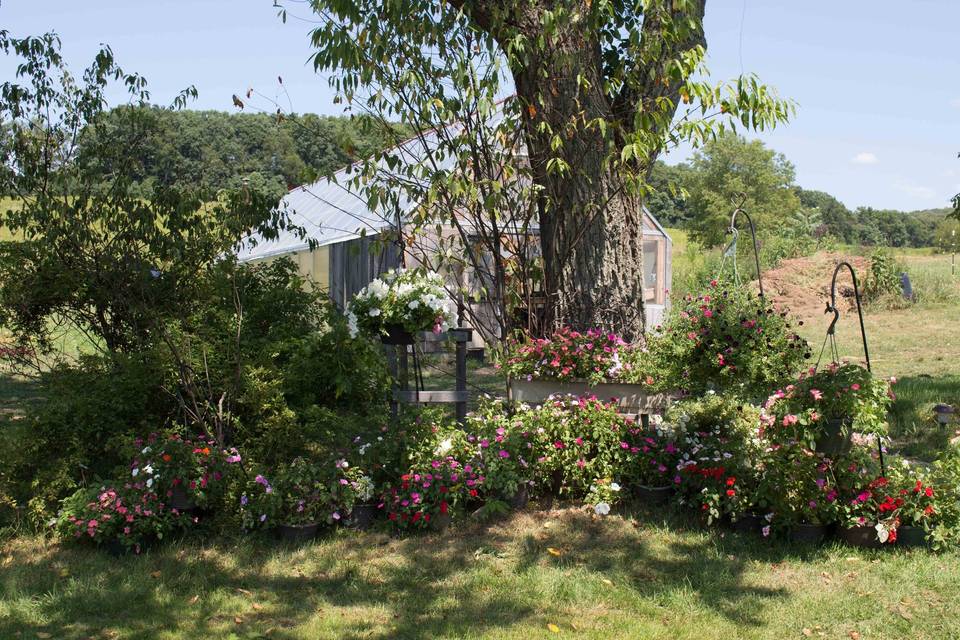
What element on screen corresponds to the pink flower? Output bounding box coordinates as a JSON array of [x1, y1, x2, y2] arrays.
[[810, 389, 823, 401], [850, 383, 861, 391], [498, 450, 510, 459], [782, 414, 799, 427]]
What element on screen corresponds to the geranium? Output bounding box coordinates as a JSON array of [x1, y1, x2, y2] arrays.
[[347, 268, 455, 337]]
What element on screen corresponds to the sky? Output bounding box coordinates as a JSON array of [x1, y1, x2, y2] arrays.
[[1, 0, 958, 212]]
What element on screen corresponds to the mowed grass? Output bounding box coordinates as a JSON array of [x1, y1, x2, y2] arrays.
[[3, 508, 960, 640]]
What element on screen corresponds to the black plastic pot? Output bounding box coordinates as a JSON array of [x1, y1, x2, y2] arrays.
[[633, 484, 674, 506], [790, 523, 830, 544], [430, 512, 452, 532], [349, 504, 379, 530], [731, 513, 765, 535], [896, 525, 930, 548], [381, 324, 415, 345], [275, 522, 320, 543], [839, 525, 886, 549], [168, 485, 196, 512], [508, 484, 530, 510], [815, 417, 853, 458]]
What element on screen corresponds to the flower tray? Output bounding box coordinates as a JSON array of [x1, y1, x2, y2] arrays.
[[730, 513, 764, 535], [839, 525, 887, 549], [790, 523, 831, 544], [896, 525, 930, 548], [633, 484, 674, 506], [508, 378, 677, 416]]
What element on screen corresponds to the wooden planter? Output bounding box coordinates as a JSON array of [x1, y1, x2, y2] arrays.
[[508, 378, 676, 424]]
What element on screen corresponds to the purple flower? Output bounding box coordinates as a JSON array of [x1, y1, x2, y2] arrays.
[[240, 494, 248, 506], [498, 450, 510, 459]]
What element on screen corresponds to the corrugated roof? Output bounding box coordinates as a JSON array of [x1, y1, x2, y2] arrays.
[[237, 116, 670, 261]]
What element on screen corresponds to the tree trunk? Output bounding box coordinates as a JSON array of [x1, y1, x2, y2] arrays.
[[513, 41, 646, 340]]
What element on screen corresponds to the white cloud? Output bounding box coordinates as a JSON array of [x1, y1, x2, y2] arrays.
[[852, 152, 878, 165], [893, 179, 937, 200], [950, 98, 960, 109]]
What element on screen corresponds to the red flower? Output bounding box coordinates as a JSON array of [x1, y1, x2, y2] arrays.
[[726, 477, 736, 486], [469, 489, 478, 497], [925, 486, 934, 497], [726, 489, 736, 497], [887, 528, 897, 544], [440, 501, 448, 514], [388, 512, 397, 521], [412, 512, 421, 522]]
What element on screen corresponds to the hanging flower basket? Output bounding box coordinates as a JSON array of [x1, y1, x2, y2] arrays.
[[815, 417, 854, 458], [380, 323, 416, 346]]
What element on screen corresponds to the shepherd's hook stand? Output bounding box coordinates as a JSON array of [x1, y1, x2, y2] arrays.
[[721, 193, 765, 297], [820, 261, 884, 476]]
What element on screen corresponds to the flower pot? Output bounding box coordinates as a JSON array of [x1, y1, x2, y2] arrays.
[[790, 523, 830, 544], [731, 513, 765, 535], [896, 525, 929, 548], [349, 504, 380, 530], [839, 525, 886, 549], [381, 324, 415, 345], [430, 512, 452, 532], [275, 522, 320, 543], [633, 484, 674, 506], [507, 484, 530, 510], [168, 485, 196, 512], [815, 417, 853, 458]]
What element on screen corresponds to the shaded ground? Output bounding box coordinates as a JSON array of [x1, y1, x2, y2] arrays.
[[2, 507, 959, 640]]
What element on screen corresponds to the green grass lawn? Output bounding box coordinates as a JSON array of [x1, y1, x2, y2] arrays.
[[3, 508, 960, 640], [2, 241, 960, 639]]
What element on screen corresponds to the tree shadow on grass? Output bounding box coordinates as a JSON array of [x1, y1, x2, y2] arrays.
[[0, 506, 812, 639]]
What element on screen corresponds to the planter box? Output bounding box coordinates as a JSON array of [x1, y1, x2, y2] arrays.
[[509, 378, 676, 416]]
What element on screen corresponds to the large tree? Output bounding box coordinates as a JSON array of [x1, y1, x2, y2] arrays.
[[686, 132, 800, 247], [298, 0, 792, 340]]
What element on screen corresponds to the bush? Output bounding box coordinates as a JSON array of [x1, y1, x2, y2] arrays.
[[4, 353, 170, 524]]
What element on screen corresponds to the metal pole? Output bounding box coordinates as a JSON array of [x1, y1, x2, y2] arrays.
[[728, 194, 765, 297]]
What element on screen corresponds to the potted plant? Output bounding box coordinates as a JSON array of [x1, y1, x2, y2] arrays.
[[384, 457, 483, 531], [620, 418, 681, 506], [767, 362, 894, 458], [887, 463, 938, 548], [467, 399, 537, 509], [499, 328, 675, 414], [838, 476, 900, 549], [55, 483, 189, 555], [135, 433, 230, 514], [239, 459, 340, 543], [344, 472, 379, 530], [346, 268, 456, 343]]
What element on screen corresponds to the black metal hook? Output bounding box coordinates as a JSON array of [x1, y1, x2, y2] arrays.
[[728, 194, 765, 297], [825, 261, 871, 373]]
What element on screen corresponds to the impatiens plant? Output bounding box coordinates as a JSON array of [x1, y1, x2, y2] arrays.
[[618, 416, 682, 490], [499, 327, 670, 389], [657, 281, 810, 398], [135, 433, 232, 509], [770, 362, 894, 436], [55, 483, 190, 553], [383, 456, 483, 530], [524, 395, 632, 500], [467, 398, 537, 500], [347, 268, 455, 337]]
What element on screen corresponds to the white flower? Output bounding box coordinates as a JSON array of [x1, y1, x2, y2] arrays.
[[594, 502, 611, 516], [408, 300, 420, 310], [368, 308, 381, 317], [143, 465, 154, 475], [610, 482, 621, 492], [435, 438, 453, 455], [146, 478, 153, 488], [132, 468, 139, 477], [141, 447, 151, 455]]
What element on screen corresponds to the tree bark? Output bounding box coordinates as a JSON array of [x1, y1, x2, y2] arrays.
[[451, 0, 706, 341]]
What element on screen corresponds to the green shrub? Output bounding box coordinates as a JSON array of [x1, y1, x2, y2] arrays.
[[5, 353, 170, 524], [863, 249, 906, 306]]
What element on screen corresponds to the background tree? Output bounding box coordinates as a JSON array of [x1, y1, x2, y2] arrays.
[[685, 132, 800, 247], [0, 32, 299, 360], [299, 0, 792, 341]]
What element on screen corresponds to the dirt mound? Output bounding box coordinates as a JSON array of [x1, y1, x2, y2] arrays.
[[757, 252, 870, 318]]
